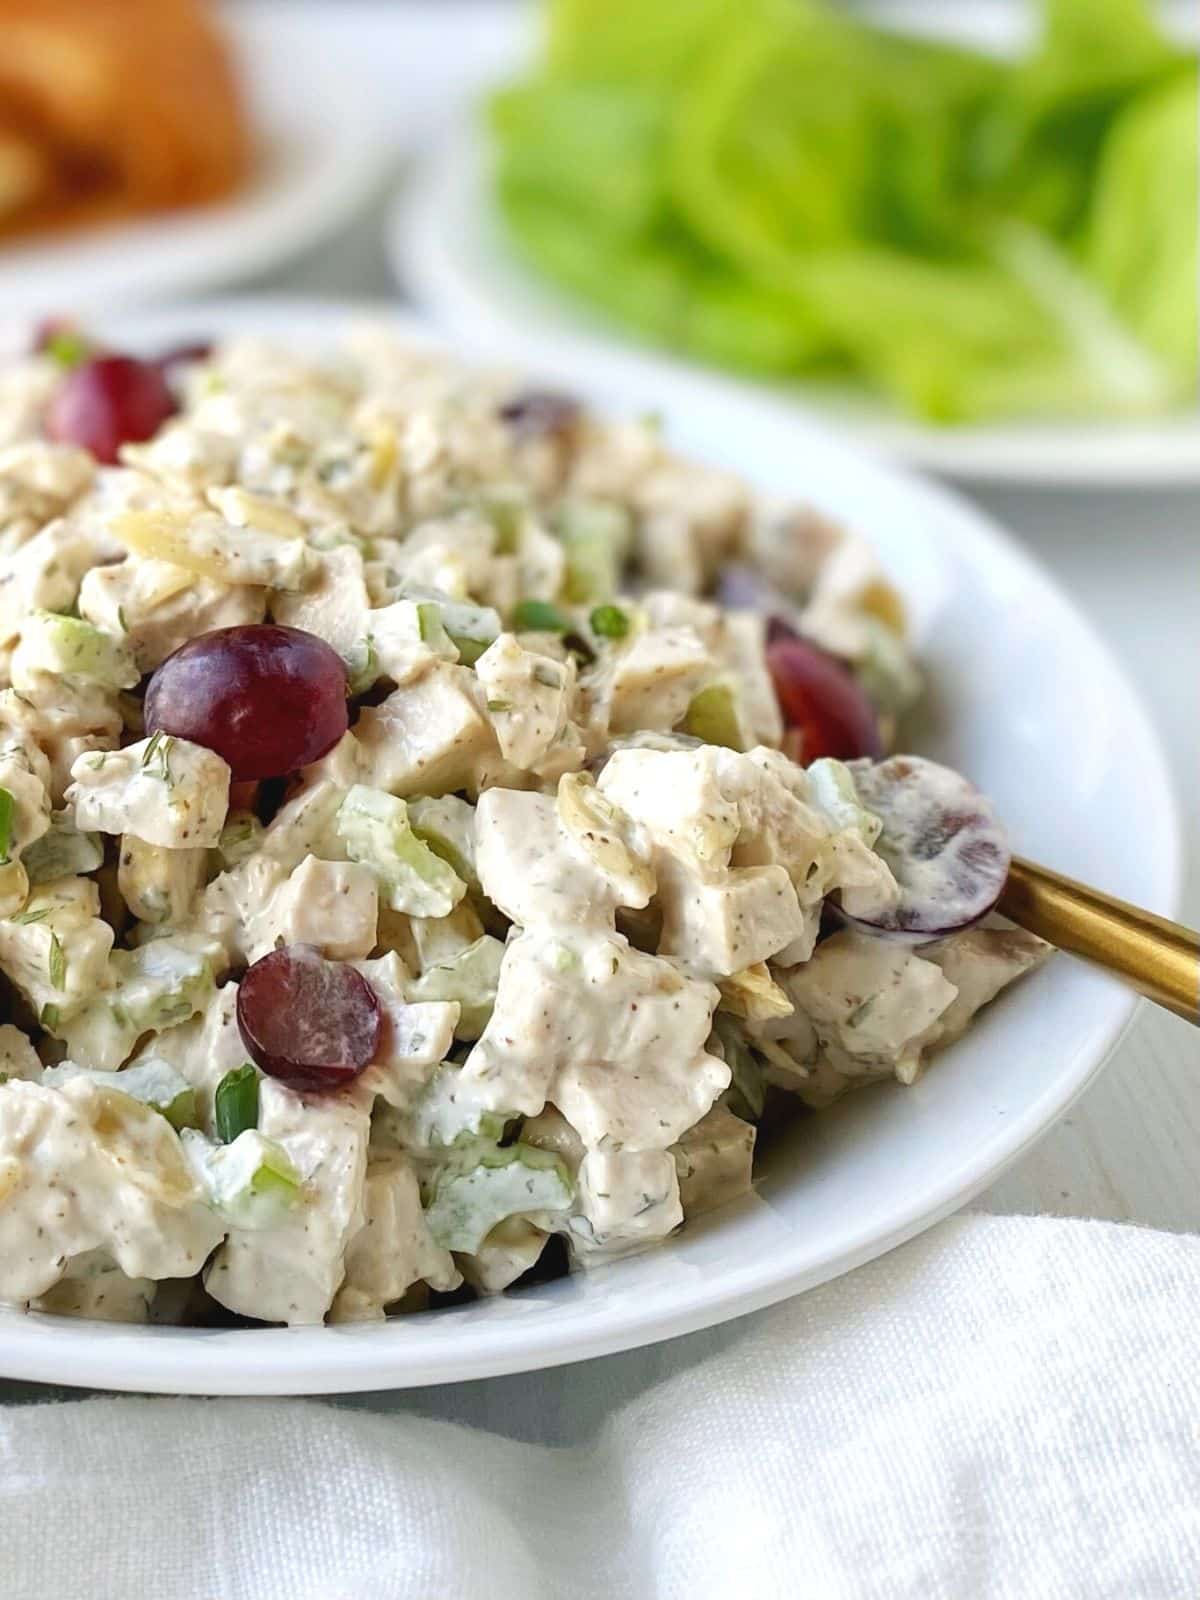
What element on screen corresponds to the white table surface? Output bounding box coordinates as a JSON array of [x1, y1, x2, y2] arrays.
[[1, 3, 1195, 1416]]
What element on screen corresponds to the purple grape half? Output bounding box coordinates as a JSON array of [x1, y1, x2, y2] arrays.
[[839, 755, 1010, 941]]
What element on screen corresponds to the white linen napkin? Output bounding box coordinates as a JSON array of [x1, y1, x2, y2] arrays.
[[2, 1213, 1198, 1599]]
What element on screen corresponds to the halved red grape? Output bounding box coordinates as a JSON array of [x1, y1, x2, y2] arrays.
[[838, 755, 1010, 940], [237, 946, 381, 1093], [767, 634, 883, 764], [498, 388, 581, 440], [45, 354, 176, 464], [144, 623, 348, 781]]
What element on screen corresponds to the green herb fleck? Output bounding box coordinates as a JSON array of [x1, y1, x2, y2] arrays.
[[39, 1003, 60, 1031], [0, 787, 13, 865], [13, 906, 51, 925], [141, 730, 174, 784], [513, 599, 569, 633], [48, 931, 66, 991], [215, 1062, 260, 1145], [116, 605, 128, 633], [486, 698, 513, 713], [589, 604, 629, 640]]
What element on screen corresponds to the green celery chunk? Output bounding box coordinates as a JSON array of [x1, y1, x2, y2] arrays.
[[683, 683, 743, 750], [423, 1144, 573, 1254], [410, 935, 505, 1040], [21, 811, 104, 884], [407, 794, 480, 894], [19, 610, 138, 690], [555, 499, 632, 603], [181, 1129, 302, 1229], [513, 598, 569, 633], [337, 785, 466, 918]]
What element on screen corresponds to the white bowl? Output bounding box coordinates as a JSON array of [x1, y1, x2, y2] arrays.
[[0, 299, 1179, 1394]]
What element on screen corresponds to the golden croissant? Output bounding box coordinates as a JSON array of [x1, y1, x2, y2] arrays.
[[0, 0, 249, 240]]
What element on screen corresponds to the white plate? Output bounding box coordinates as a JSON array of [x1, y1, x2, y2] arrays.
[[390, 126, 1200, 489], [0, 297, 1180, 1394], [0, 14, 384, 316]]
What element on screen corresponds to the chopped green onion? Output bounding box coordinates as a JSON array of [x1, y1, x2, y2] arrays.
[[39, 1003, 60, 1031], [589, 604, 629, 640], [215, 1062, 260, 1145], [513, 598, 569, 633], [44, 329, 91, 370], [0, 787, 13, 865]]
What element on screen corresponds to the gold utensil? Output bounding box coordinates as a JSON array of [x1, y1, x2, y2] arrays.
[[998, 856, 1199, 1025]]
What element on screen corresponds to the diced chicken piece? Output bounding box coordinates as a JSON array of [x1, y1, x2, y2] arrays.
[[0, 876, 114, 1021], [0, 361, 59, 451], [118, 837, 207, 926], [658, 861, 807, 978], [67, 735, 230, 849], [555, 1043, 730, 1154], [458, 1217, 548, 1295], [57, 932, 221, 1071], [781, 930, 957, 1092], [204, 1079, 370, 1326], [720, 612, 783, 748], [565, 1149, 683, 1268], [747, 500, 843, 600], [0, 1022, 42, 1082], [0, 674, 123, 803], [349, 950, 459, 1111], [31, 1248, 154, 1324], [272, 543, 372, 685], [355, 666, 494, 797], [918, 926, 1053, 1051], [0, 744, 51, 856], [79, 556, 265, 673], [600, 745, 741, 873], [435, 927, 721, 1140], [475, 786, 652, 930], [607, 628, 712, 735], [672, 1104, 756, 1218], [141, 983, 248, 1124], [330, 1156, 460, 1323], [391, 512, 497, 601], [0, 1079, 225, 1303], [0, 441, 94, 539], [245, 857, 378, 964], [476, 633, 574, 770], [0, 516, 112, 647], [799, 531, 903, 663], [634, 458, 749, 587]]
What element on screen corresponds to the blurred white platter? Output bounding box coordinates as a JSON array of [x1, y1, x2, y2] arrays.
[[0, 298, 1180, 1393], [0, 13, 385, 317], [390, 123, 1200, 490]]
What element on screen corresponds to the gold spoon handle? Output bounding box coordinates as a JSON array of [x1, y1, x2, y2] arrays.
[[998, 856, 1199, 1026]]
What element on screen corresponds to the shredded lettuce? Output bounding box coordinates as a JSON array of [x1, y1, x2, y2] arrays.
[[489, 0, 1195, 422]]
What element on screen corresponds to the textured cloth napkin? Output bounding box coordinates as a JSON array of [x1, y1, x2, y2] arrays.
[[2, 1213, 1198, 1599]]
